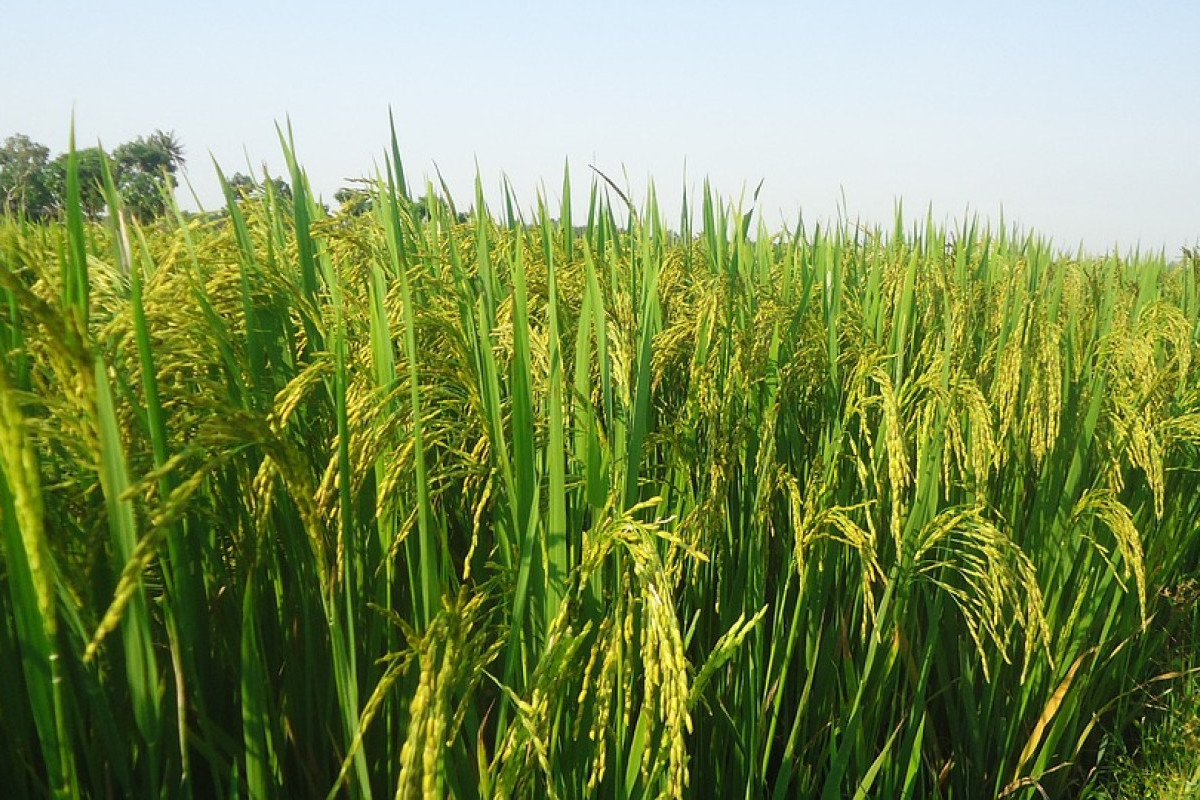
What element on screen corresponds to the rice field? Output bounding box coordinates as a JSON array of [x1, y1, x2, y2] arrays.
[[1, 131, 1199, 799]]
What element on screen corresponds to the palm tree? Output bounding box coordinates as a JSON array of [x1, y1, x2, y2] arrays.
[[146, 129, 186, 173]]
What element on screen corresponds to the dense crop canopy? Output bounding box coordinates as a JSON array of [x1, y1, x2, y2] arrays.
[[0, 133, 1198, 799]]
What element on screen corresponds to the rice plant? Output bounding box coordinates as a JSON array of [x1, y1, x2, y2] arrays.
[[0, 127, 1198, 799]]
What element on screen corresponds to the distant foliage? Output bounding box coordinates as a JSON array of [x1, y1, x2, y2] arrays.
[[229, 170, 292, 204], [0, 134, 53, 218], [0, 129, 184, 220]]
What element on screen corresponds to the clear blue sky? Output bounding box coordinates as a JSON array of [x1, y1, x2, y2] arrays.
[[4, 1, 1198, 253]]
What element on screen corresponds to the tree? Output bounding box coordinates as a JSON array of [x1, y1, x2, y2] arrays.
[[1, 130, 188, 221], [45, 146, 109, 219], [0, 134, 53, 218], [145, 129, 184, 170], [227, 171, 291, 205], [113, 130, 186, 221]]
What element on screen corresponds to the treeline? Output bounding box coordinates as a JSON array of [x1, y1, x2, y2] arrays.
[[0, 131, 185, 222], [1, 130, 475, 224]]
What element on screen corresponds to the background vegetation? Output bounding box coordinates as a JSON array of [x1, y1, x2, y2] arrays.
[[0, 131, 186, 222], [0, 130, 1198, 798], [1090, 623, 1200, 799]]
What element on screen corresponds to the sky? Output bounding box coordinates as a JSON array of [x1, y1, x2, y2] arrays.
[[4, 0, 1199, 254]]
